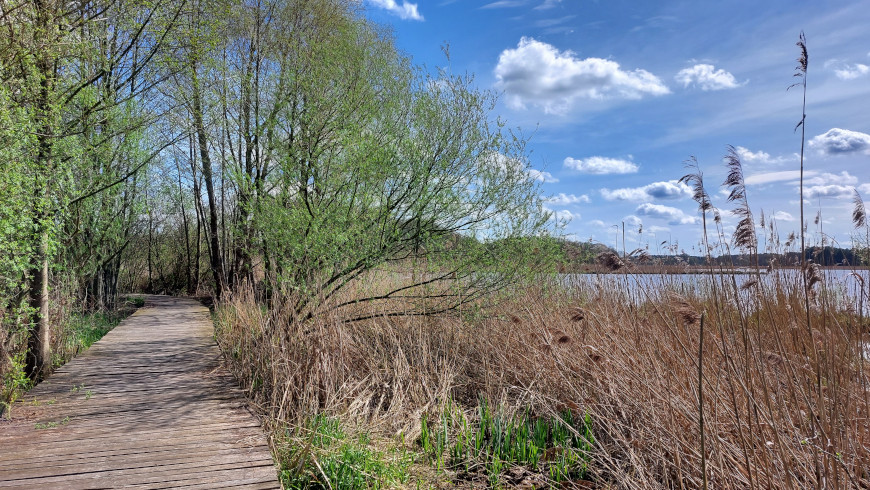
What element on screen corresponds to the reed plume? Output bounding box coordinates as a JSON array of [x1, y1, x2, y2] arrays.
[[669, 292, 700, 325], [723, 146, 756, 252], [629, 247, 652, 263], [597, 250, 625, 271], [804, 261, 822, 291], [680, 156, 716, 266], [853, 189, 867, 229], [679, 157, 713, 215]]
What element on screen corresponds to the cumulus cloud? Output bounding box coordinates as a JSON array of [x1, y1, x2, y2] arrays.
[[545, 207, 581, 224], [805, 185, 854, 199], [675, 64, 740, 90], [528, 168, 559, 183], [734, 146, 792, 166], [809, 128, 870, 155], [588, 219, 607, 228], [601, 180, 691, 201], [824, 59, 870, 80], [623, 215, 643, 227], [564, 156, 638, 174], [635, 203, 697, 225], [487, 152, 558, 184], [836, 64, 870, 80], [803, 171, 858, 186], [494, 37, 670, 114], [545, 193, 590, 205], [367, 0, 423, 20]]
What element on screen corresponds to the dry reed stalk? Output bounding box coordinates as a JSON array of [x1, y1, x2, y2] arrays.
[[212, 268, 869, 488]]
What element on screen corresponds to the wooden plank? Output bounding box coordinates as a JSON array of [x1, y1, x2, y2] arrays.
[[0, 425, 269, 464], [0, 448, 274, 481], [0, 295, 280, 489], [0, 439, 270, 470], [0, 462, 278, 489]]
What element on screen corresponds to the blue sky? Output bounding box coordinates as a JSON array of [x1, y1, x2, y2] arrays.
[[363, 0, 870, 256]]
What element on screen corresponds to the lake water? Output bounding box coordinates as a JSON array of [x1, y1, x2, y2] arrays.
[[561, 268, 867, 308], [560, 268, 870, 358]]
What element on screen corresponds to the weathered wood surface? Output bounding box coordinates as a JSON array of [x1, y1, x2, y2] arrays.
[[0, 296, 280, 489]]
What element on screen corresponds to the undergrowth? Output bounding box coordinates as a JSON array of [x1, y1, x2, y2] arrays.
[[277, 413, 414, 489], [420, 397, 594, 487]]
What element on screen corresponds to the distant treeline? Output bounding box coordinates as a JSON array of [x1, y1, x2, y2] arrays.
[[651, 246, 861, 267], [554, 240, 865, 269]]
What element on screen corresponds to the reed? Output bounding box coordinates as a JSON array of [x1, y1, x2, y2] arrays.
[[214, 263, 868, 488]]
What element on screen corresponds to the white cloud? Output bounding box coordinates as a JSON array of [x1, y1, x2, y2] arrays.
[[601, 180, 691, 201], [535, 0, 561, 9], [545, 207, 580, 224], [675, 64, 739, 91], [809, 128, 870, 155], [805, 185, 854, 199], [494, 37, 670, 114], [545, 192, 590, 205], [487, 152, 558, 184], [564, 156, 638, 174], [481, 0, 526, 8], [745, 170, 807, 186], [825, 59, 870, 80], [771, 211, 795, 222], [803, 171, 858, 186], [367, 0, 423, 20], [635, 203, 697, 225], [588, 219, 607, 228], [734, 146, 792, 166], [623, 215, 643, 227], [836, 64, 870, 80], [528, 168, 559, 183]]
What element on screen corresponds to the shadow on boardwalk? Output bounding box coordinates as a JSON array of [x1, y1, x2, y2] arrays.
[[0, 295, 279, 489]]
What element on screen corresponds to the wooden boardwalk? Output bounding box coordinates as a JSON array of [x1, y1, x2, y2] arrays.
[[0, 296, 280, 489]]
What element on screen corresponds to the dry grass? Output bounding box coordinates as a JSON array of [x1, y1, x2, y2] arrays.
[[215, 268, 870, 488]]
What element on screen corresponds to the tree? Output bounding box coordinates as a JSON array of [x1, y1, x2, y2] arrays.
[[248, 1, 554, 324], [0, 0, 184, 379]]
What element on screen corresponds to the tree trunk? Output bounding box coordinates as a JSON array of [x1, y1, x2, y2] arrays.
[[190, 61, 225, 299], [25, 0, 57, 380], [25, 236, 50, 380], [176, 160, 193, 294], [147, 189, 154, 293]]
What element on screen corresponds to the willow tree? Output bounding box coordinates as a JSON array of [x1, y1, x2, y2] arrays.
[[163, 0, 236, 298], [0, 77, 37, 394], [250, 1, 554, 324], [0, 0, 184, 379]]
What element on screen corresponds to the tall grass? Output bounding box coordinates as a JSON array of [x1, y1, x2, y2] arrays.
[[215, 263, 868, 488]]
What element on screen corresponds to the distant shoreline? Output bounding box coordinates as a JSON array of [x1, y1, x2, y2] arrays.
[[563, 265, 870, 275]]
